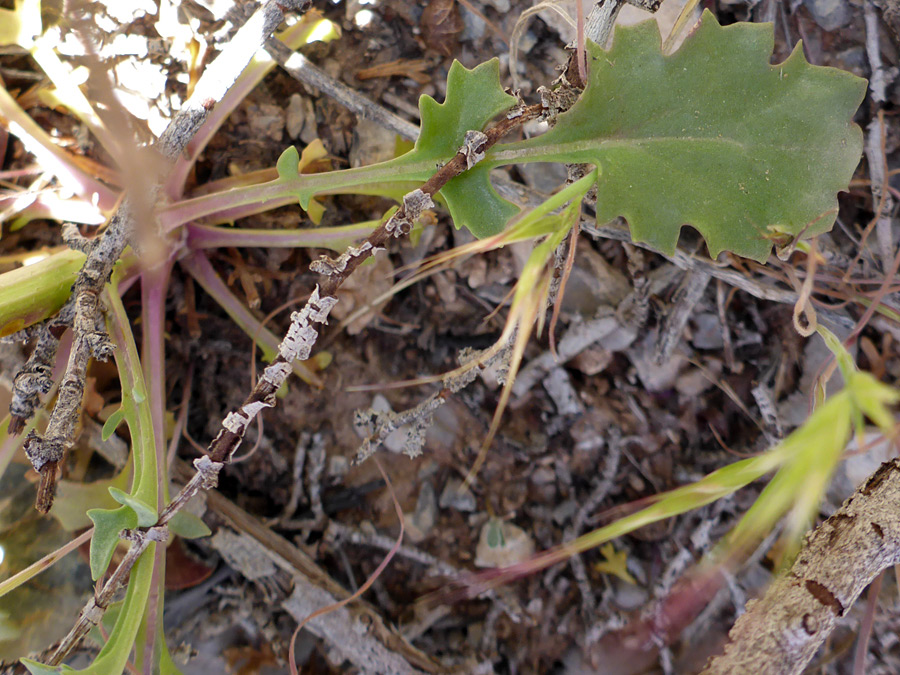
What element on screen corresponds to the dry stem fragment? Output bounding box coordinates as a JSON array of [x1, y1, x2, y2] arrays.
[[352, 343, 510, 463]]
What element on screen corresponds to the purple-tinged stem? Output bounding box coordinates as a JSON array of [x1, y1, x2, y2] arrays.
[[179, 250, 321, 385], [164, 16, 330, 200], [186, 221, 377, 252]]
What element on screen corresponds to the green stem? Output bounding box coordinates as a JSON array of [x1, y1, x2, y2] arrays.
[[158, 155, 431, 231]]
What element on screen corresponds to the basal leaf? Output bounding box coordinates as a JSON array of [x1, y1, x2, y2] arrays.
[[87, 505, 138, 580], [488, 11, 866, 260]]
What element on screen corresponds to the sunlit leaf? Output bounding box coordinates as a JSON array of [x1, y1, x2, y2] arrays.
[[0, 0, 41, 47]]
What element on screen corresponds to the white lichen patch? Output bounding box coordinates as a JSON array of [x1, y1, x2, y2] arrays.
[[278, 286, 338, 362], [460, 130, 489, 169]]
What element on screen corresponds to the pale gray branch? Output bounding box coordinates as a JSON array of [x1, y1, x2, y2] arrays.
[[702, 459, 900, 675]]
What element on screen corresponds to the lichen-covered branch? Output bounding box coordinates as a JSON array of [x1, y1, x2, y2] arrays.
[[46, 526, 168, 666], [10, 0, 313, 512], [195, 101, 543, 477], [701, 458, 900, 675], [43, 96, 542, 668], [352, 343, 511, 463]]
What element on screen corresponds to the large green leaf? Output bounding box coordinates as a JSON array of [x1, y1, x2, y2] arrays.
[[485, 11, 866, 260]]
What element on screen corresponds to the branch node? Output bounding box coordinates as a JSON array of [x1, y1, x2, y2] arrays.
[[81, 598, 105, 626], [194, 455, 225, 490], [385, 189, 435, 237], [61, 223, 99, 255], [145, 525, 169, 543]]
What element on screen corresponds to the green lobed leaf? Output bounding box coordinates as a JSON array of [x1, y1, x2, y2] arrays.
[[485, 11, 866, 260], [364, 58, 519, 238], [275, 58, 518, 234], [420, 60, 519, 238], [86, 505, 138, 580]]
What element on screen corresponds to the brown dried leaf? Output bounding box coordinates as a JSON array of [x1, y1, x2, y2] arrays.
[[421, 0, 463, 57]]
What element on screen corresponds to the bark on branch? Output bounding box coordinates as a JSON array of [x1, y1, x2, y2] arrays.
[[702, 458, 900, 675]]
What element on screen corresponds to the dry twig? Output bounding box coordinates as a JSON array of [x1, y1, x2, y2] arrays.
[[702, 458, 900, 674]]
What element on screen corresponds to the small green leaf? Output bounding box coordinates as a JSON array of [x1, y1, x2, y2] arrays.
[[167, 510, 211, 539], [101, 407, 125, 441], [86, 505, 137, 580], [488, 11, 867, 259], [275, 145, 300, 180], [108, 487, 157, 527]]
